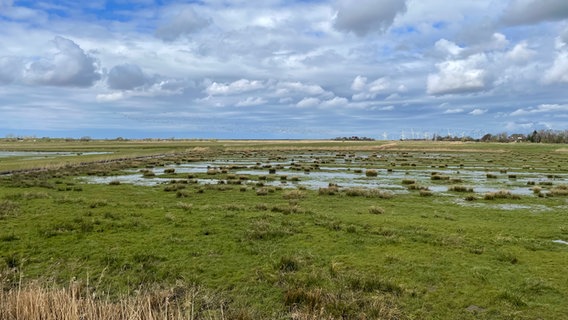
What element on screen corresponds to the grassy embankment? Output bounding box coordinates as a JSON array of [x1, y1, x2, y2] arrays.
[[1, 140, 567, 319]]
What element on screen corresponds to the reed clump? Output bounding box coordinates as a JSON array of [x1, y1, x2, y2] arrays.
[[344, 188, 393, 199], [430, 173, 449, 181], [448, 185, 474, 193], [483, 190, 521, 200], [365, 169, 378, 177], [0, 281, 231, 320], [550, 185, 568, 196]]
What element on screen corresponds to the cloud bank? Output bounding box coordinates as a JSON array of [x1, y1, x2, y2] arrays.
[[0, 0, 567, 139]]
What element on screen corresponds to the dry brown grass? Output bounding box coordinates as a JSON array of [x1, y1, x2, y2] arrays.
[[0, 281, 230, 320], [550, 185, 568, 196]]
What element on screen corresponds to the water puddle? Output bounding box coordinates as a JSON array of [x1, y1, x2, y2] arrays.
[[81, 174, 170, 186], [453, 198, 552, 212], [80, 153, 568, 200]]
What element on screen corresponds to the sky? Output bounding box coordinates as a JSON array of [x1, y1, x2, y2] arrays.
[[1, 0, 568, 140]]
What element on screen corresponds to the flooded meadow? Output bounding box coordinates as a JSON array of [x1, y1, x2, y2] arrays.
[[2, 140, 568, 319], [83, 149, 568, 199]]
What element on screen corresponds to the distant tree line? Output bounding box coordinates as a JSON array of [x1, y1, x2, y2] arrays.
[[429, 129, 568, 143], [478, 130, 568, 143]]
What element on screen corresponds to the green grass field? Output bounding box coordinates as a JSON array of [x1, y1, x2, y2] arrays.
[[1, 140, 567, 319]]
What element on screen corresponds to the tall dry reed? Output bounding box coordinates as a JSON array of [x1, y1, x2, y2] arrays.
[[0, 280, 225, 320]]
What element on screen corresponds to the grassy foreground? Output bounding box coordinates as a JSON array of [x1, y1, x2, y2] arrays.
[[1, 140, 567, 319]]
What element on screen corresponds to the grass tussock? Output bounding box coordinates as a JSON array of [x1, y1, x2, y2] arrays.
[[368, 206, 385, 214], [318, 185, 339, 196], [344, 188, 393, 199], [448, 185, 474, 193], [430, 173, 450, 181], [246, 219, 294, 240], [496, 290, 527, 307], [141, 170, 155, 177], [278, 255, 301, 272], [483, 190, 521, 200], [285, 286, 403, 320], [283, 190, 304, 200], [550, 184, 568, 196], [176, 202, 193, 211], [365, 169, 378, 177], [0, 200, 19, 218], [256, 188, 269, 196]]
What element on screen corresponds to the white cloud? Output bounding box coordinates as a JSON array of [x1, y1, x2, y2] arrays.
[[275, 81, 326, 96], [488, 33, 509, 51], [351, 75, 367, 91], [352, 92, 370, 101], [206, 79, 265, 95], [334, 0, 408, 36], [320, 96, 348, 108], [544, 51, 568, 83], [506, 41, 536, 63], [1, 0, 568, 138], [511, 104, 568, 116], [96, 92, 125, 102], [427, 54, 488, 95], [368, 77, 389, 93], [435, 39, 463, 56], [444, 108, 464, 114], [22, 36, 101, 87], [235, 97, 267, 107], [350, 76, 390, 101], [501, 0, 568, 25], [296, 97, 321, 108], [469, 108, 487, 115]]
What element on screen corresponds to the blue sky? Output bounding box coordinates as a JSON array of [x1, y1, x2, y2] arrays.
[[1, 0, 568, 139]]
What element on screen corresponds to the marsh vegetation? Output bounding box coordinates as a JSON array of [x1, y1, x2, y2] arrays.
[[1, 139, 567, 319]]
